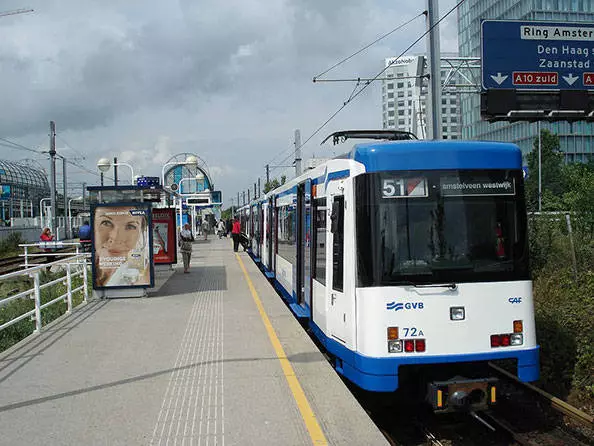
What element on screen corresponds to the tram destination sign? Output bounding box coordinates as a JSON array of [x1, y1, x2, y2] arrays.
[[482, 20, 594, 90]]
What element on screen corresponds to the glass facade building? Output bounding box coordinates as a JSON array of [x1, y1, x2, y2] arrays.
[[458, 0, 594, 161]]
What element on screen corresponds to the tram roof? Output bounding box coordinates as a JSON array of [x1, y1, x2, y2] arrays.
[[348, 140, 522, 172]]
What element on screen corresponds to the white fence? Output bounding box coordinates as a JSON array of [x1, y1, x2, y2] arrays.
[[0, 253, 89, 336]]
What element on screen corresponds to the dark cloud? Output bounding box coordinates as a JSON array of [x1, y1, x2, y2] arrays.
[[0, 0, 459, 202]]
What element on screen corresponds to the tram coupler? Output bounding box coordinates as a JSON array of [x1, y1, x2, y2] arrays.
[[427, 377, 498, 413]]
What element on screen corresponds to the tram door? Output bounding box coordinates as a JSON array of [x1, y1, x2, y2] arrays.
[[296, 184, 305, 305], [267, 197, 274, 271], [328, 193, 348, 344], [304, 179, 312, 311], [296, 181, 312, 309]]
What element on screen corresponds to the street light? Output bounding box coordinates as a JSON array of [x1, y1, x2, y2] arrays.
[[39, 197, 51, 230], [160, 155, 199, 190], [68, 196, 83, 239], [96, 158, 135, 184]]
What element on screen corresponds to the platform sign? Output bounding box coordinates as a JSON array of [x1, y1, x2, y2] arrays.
[[0, 185, 10, 201], [482, 20, 594, 90]]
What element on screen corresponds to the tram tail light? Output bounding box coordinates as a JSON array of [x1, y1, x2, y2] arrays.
[[501, 334, 511, 346], [513, 320, 523, 333], [387, 327, 399, 340], [490, 334, 501, 347], [415, 339, 426, 352], [404, 340, 415, 353]]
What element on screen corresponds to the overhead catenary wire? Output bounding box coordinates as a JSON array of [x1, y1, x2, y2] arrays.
[[56, 135, 87, 161], [270, 0, 466, 173], [313, 11, 426, 81], [264, 11, 425, 171], [0, 137, 42, 155]]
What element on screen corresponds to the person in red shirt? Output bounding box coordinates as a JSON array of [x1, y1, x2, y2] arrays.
[[231, 217, 241, 252]]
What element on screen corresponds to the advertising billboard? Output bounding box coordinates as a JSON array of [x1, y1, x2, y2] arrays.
[[91, 203, 154, 289], [152, 208, 177, 265]]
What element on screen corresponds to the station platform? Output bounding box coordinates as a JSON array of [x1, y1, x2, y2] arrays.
[[0, 238, 387, 445]]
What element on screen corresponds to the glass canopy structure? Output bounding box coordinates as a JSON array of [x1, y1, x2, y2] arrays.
[[0, 159, 50, 221]]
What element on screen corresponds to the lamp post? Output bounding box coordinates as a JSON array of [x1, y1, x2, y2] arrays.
[[97, 158, 135, 184], [160, 155, 198, 189], [68, 196, 83, 239]]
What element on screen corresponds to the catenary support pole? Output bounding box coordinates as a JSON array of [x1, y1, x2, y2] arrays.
[[295, 129, 302, 177], [49, 121, 57, 232], [425, 0, 442, 140], [63, 157, 68, 239]]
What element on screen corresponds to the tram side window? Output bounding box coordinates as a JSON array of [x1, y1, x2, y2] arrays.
[[331, 196, 344, 292], [313, 198, 326, 285], [277, 205, 296, 264]]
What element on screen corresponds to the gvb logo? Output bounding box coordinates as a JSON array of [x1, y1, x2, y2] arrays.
[[386, 302, 424, 311]]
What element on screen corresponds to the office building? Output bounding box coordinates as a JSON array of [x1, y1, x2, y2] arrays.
[[381, 54, 461, 140], [458, 0, 594, 161]]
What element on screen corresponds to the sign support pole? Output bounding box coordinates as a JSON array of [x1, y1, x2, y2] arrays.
[[538, 121, 542, 212]]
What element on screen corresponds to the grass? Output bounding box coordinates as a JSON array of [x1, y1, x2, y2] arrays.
[[0, 267, 89, 353]]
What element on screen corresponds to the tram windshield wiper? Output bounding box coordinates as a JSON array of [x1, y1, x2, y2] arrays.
[[388, 281, 457, 290], [415, 282, 457, 291]]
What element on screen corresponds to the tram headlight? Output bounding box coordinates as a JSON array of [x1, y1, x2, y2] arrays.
[[510, 333, 523, 346], [450, 306, 465, 320], [388, 340, 402, 353]]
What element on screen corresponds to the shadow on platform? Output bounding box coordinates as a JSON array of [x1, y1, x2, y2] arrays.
[[148, 265, 227, 297]]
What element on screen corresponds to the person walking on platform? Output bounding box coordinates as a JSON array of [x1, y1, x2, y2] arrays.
[[231, 217, 241, 252], [217, 219, 225, 238], [179, 223, 194, 273]]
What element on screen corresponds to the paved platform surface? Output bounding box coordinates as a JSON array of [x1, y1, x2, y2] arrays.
[[0, 238, 387, 445]]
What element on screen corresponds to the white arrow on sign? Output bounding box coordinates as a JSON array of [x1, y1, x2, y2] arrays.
[[563, 73, 578, 85], [490, 72, 508, 85]]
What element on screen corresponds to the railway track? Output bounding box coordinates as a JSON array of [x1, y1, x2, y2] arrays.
[[365, 364, 593, 445], [0, 248, 79, 275]]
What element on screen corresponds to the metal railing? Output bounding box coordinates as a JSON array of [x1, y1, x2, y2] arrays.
[[0, 254, 89, 336], [19, 242, 88, 269]]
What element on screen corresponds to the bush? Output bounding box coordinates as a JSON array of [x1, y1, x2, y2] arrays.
[[0, 232, 25, 259], [529, 216, 594, 409]]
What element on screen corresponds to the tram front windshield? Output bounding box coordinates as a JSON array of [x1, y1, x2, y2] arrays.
[[355, 170, 529, 287]]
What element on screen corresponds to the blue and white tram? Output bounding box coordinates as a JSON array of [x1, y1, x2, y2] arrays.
[[240, 133, 540, 412]]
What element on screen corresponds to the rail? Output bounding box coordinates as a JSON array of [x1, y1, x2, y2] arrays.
[[0, 254, 89, 336], [489, 362, 594, 428], [18, 242, 88, 269]]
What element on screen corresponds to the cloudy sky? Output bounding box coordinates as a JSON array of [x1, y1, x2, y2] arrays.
[[0, 0, 459, 206]]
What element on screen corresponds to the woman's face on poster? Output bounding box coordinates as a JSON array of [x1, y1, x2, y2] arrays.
[[95, 207, 144, 257]]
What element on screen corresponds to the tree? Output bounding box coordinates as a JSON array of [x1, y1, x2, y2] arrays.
[[525, 129, 565, 211], [280, 175, 287, 185], [263, 178, 280, 193]]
